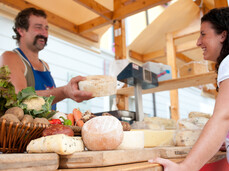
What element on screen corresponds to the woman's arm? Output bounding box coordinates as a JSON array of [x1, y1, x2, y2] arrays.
[[149, 79, 229, 171]]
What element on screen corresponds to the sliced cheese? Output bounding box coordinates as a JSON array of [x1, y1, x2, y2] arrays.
[[132, 129, 175, 147], [26, 134, 84, 155], [116, 131, 144, 150]]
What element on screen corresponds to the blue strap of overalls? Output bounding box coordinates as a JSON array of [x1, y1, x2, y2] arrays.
[[17, 48, 57, 110]]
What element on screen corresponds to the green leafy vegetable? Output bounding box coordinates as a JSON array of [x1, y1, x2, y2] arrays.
[[17, 87, 56, 119], [0, 66, 17, 116]]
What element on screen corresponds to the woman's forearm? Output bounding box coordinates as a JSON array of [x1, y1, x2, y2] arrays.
[[181, 115, 229, 170]]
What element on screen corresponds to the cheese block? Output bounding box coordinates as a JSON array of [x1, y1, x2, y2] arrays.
[[132, 129, 175, 147], [175, 129, 202, 146], [26, 134, 84, 155], [78, 75, 117, 97], [178, 120, 200, 130], [188, 111, 212, 119], [144, 117, 177, 129], [116, 131, 144, 150], [82, 116, 123, 151]]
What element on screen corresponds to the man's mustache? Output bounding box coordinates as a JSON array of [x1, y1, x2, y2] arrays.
[[33, 35, 48, 46]]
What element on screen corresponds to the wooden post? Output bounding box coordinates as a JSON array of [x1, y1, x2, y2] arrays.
[[166, 33, 179, 121], [214, 0, 228, 8], [113, 19, 129, 110]]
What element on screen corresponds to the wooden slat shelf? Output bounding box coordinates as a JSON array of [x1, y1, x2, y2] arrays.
[[117, 71, 217, 96]]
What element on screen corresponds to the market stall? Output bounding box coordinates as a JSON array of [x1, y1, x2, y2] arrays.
[[0, 0, 229, 170]]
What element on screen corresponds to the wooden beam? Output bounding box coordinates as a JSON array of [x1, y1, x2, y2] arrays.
[[0, 0, 99, 42], [117, 71, 217, 96], [114, 19, 128, 110], [176, 53, 193, 63], [143, 50, 165, 62], [166, 33, 179, 121], [176, 40, 199, 53], [78, 0, 171, 33], [78, 17, 112, 33], [137, 39, 198, 63], [113, 0, 171, 19], [114, 20, 127, 60], [129, 50, 144, 61], [214, 0, 228, 7], [73, 0, 113, 20]]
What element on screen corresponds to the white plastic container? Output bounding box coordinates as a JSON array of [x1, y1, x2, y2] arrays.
[[142, 62, 172, 81]]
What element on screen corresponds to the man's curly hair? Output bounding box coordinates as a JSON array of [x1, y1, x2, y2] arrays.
[[13, 8, 47, 44]]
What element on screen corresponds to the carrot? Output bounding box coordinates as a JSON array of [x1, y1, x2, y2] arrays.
[[67, 113, 74, 126], [73, 108, 84, 127]]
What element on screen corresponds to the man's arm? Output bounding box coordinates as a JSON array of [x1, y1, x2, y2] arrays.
[[36, 76, 93, 104], [0, 52, 93, 104], [0, 51, 27, 93]]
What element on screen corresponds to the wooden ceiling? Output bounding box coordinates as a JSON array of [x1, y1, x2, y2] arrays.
[[0, 0, 172, 43], [128, 0, 228, 68]]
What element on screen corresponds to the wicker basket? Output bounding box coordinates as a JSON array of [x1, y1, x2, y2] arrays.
[[0, 119, 49, 153]]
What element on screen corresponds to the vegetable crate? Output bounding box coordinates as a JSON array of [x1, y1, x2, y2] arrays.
[[0, 119, 49, 153]]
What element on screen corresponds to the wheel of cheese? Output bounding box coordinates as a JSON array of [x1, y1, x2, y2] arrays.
[[82, 116, 123, 151], [78, 75, 117, 97], [116, 131, 144, 150]]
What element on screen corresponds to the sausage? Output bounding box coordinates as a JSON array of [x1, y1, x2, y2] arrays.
[[42, 124, 74, 137]]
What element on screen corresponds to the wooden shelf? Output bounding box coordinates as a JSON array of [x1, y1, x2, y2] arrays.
[[117, 71, 217, 96]]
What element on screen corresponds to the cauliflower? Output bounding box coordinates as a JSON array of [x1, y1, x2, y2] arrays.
[[23, 96, 45, 111], [17, 87, 55, 119]]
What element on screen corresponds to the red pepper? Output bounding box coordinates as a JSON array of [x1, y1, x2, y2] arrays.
[[48, 119, 62, 124]]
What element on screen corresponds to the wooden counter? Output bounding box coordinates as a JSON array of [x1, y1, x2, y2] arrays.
[[0, 147, 226, 170]]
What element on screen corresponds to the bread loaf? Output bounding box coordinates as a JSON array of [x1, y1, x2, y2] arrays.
[[78, 75, 117, 97], [82, 116, 123, 151]]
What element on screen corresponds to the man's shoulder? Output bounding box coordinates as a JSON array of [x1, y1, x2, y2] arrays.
[[1, 50, 18, 58]]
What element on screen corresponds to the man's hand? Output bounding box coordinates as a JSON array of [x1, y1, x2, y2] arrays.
[[64, 76, 93, 102]]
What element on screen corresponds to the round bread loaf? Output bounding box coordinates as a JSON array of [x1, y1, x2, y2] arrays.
[[78, 75, 117, 97], [82, 116, 123, 151]]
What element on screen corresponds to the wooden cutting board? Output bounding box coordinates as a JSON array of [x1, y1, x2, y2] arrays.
[[59, 147, 226, 171], [0, 153, 59, 170], [59, 146, 194, 169]]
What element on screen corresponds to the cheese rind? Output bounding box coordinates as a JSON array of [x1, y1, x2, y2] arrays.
[[175, 130, 202, 146], [78, 75, 117, 97], [26, 134, 84, 155], [116, 131, 144, 150], [82, 116, 123, 151]]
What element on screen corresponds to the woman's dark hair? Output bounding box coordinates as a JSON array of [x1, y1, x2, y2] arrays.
[[201, 7, 229, 91], [201, 7, 229, 73], [13, 8, 47, 44]]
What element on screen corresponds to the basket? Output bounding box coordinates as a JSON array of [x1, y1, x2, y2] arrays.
[[0, 119, 49, 153]]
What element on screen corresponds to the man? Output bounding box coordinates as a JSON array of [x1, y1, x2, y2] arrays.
[[0, 8, 93, 110]]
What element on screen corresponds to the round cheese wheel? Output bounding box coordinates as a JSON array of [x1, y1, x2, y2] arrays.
[[82, 116, 123, 151], [116, 131, 144, 150], [78, 75, 117, 97]]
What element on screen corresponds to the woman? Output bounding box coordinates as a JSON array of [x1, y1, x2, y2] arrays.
[[149, 7, 229, 170]]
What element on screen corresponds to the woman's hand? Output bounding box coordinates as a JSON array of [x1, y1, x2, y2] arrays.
[[148, 158, 187, 171], [64, 76, 93, 102]]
